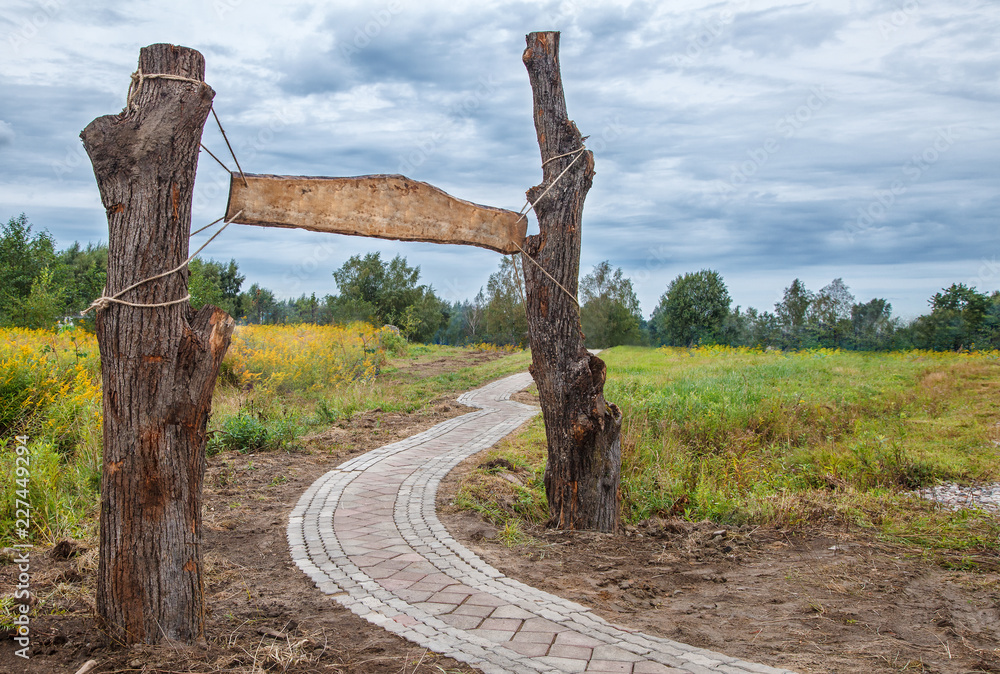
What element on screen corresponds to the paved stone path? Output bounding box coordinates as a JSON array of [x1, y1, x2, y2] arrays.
[[289, 373, 795, 674]]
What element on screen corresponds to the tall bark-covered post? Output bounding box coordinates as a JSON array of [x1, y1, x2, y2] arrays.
[[81, 44, 235, 645], [521, 32, 622, 532]]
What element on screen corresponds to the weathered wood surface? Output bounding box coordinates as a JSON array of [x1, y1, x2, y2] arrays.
[[225, 173, 527, 254], [81, 43, 234, 645], [520, 32, 622, 533]]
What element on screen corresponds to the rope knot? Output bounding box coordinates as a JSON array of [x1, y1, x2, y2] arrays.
[[82, 294, 113, 316]]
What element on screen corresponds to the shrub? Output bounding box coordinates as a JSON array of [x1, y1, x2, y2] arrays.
[[208, 412, 299, 455]]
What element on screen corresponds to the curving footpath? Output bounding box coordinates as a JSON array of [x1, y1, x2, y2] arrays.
[[289, 373, 795, 674]]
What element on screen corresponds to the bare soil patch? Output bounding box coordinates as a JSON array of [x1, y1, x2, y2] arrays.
[[439, 458, 1000, 674], [387, 349, 510, 380]]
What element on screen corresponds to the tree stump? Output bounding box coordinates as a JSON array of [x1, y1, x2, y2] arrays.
[[521, 32, 623, 533], [81, 44, 234, 645]]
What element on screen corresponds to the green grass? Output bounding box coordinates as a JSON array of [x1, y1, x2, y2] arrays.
[[452, 420, 548, 529], [0, 437, 100, 545], [456, 346, 1000, 559], [608, 347, 1000, 520]]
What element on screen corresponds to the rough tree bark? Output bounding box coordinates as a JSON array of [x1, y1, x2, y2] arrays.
[[521, 32, 623, 532], [81, 44, 235, 645]]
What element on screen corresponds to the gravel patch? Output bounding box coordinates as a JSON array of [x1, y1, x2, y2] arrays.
[[915, 482, 1000, 514]]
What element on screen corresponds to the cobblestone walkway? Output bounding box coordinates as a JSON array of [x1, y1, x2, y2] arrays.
[[289, 373, 795, 674]]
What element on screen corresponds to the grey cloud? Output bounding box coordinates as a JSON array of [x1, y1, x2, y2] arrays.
[[881, 49, 1000, 103], [728, 6, 848, 58], [278, 3, 531, 96], [571, 1, 658, 41], [0, 83, 118, 180], [2, 0, 998, 323]]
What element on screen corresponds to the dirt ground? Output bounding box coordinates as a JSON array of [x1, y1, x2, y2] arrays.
[[439, 456, 1000, 674], [3, 354, 999, 673]]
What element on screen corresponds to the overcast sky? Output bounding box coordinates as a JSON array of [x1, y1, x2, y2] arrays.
[[2, 0, 997, 319]]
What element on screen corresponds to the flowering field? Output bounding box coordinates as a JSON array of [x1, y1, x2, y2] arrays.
[[0, 327, 101, 444], [221, 322, 392, 392], [0, 324, 528, 544], [0, 323, 401, 543], [0, 327, 103, 543]]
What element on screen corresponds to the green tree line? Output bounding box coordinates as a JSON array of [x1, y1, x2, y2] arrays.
[[5, 213, 999, 352], [649, 270, 1000, 352], [0, 214, 108, 328]]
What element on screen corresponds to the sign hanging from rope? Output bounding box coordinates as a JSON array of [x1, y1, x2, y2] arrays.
[[223, 172, 528, 255]]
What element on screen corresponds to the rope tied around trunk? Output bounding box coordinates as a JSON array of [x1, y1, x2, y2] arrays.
[[515, 146, 587, 224], [512, 146, 588, 307], [126, 70, 208, 110], [81, 211, 241, 315]]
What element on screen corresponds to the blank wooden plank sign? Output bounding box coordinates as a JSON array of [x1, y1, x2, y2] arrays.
[[224, 172, 527, 254]]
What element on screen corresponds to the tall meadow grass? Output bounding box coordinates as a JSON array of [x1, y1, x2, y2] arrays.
[[459, 345, 1000, 557], [0, 323, 530, 545], [221, 322, 386, 392], [608, 346, 1000, 530]]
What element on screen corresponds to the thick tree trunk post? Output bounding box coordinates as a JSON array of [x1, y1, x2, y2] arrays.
[[521, 32, 622, 533], [81, 44, 235, 645]]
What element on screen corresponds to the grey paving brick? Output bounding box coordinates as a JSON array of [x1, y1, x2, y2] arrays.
[[633, 663, 686, 674], [287, 372, 795, 674], [536, 656, 589, 672]]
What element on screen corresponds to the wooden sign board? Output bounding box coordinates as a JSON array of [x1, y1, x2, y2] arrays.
[[225, 173, 527, 254]]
